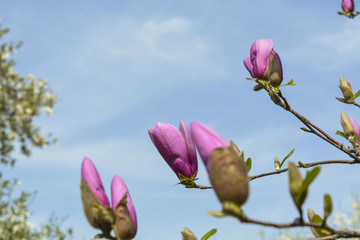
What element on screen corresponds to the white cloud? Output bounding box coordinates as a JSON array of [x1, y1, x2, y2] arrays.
[[35, 16, 228, 137]]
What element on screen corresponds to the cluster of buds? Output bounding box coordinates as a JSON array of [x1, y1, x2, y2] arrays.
[[149, 121, 249, 206], [80, 157, 137, 239], [243, 38, 283, 87]]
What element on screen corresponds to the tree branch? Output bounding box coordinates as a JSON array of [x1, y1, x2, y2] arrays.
[[264, 88, 357, 160], [249, 159, 356, 181]]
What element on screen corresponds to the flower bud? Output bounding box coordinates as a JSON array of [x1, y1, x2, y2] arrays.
[[190, 122, 229, 172], [341, 112, 354, 138], [181, 228, 197, 240], [209, 145, 249, 205], [339, 77, 354, 102], [149, 121, 198, 179], [80, 157, 113, 232], [340, 112, 360, 146], [111, 176, 137, 239], [244, 39, 283, 86], [342, 0, 355, 12]]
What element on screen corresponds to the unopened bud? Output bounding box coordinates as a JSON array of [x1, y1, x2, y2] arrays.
[[80, 178, 114, 234], [209, 146, 249, 205], [339, 78, 354, 102], [274, 156, 281, 170], [267, 51, 283, 87], [340, 112, 355, 141], [181, 228, 197, 240]]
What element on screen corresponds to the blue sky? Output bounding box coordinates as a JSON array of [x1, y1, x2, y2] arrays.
[[1, 1, 360, 239]]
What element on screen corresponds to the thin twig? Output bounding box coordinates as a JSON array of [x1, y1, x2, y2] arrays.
[[185, 184, 213, 189], [275, 89, 356, 160], [249, 159, 356, 181], [353, 101, 360, 109]]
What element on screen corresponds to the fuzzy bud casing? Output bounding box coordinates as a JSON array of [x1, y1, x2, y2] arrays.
[[209, 145, 249, 205], [339, 78, 354, 102]]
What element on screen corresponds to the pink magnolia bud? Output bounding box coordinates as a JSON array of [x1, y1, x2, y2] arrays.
[[149, 121, 198, 178], [244, 39, 283, 86], [111, 176, 137, 239], [81, 157, 110, 207], [342, 0, 355, 12], [80, 157, 112, 231], [190, 122, 229, 172], [340, 113, 360, 147], [348, 116, 360, 136]]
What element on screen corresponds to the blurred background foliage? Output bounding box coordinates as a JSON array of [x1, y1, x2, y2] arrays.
[[0, 22, 72, 239]]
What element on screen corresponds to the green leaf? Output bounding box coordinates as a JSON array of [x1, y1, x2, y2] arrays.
[[268, 92, 282, 106], [280, 149, 295, 168], [208, 210, 226, 217], [274, 156, 281, 170], [311, 214, 331, 237], [288, 162, 304, 208], [178, 173, 195, 187], [279, 79, 296, 88], [253, 83, 264, 91], [245, 157, 252, 173], [200, 229, 217, 240], [353, 89, 360, 100], [323, 193, 333, 219], [295, 167, 321, 207], [335, 130, 346, 139]]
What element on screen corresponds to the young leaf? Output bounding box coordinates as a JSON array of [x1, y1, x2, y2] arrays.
[[354, 89, 360, 100], [303, 167, 321, 189], [280, 149, 295, 168], [295, 167, 321, 207], [323, 193, 333, 219], [245, 157, 252, 173], [311, 214, 331, 237], [208, 211, 226, 217], [279, 79, 296, 88], [288, 162, 303, 208], [300, 127, 311, 132], [200, 229, 217, 240], [253, 83, 264, 91], [274, 156, 281, 170], [335, 130, 346, 139]]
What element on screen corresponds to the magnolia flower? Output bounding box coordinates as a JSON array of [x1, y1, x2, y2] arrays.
[[190, 122, 229, 172], [244, 38, 283, 86], [149, 121, 198, 178], [342, 0, 355, 12], [111, 176, 137, 239]]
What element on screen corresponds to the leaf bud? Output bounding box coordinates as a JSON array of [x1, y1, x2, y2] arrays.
[[338, 77, 354, 103], [181, 228, 197, 240]]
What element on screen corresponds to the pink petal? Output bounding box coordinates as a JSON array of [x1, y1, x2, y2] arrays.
[[111, 176, 137, 232]]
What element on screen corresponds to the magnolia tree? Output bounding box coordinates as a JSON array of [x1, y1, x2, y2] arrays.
[[0, 23, 72, 239], [80, 1, 360, 240]]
